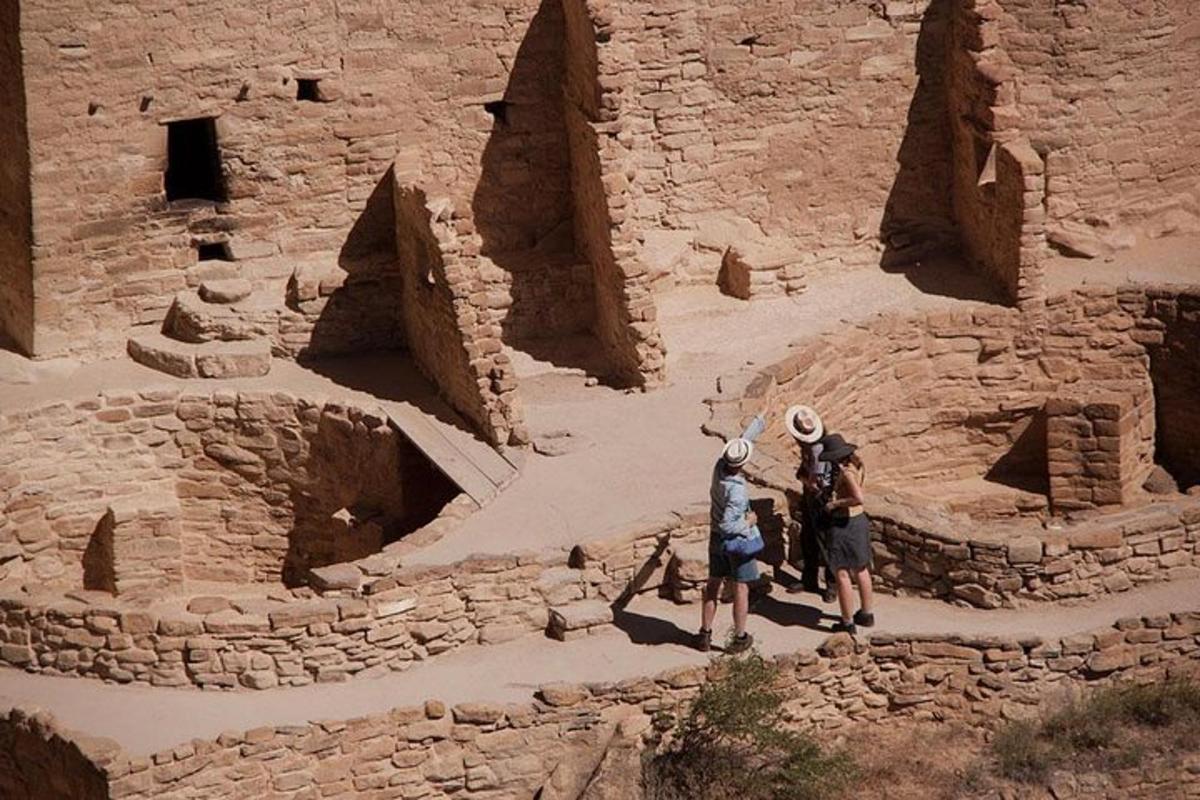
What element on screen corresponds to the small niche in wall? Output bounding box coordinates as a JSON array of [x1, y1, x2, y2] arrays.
[[165, 117, 226, 203], [483, 99, 510, 126], [296, 79, 320, 102], [196, 241, 233, 262]]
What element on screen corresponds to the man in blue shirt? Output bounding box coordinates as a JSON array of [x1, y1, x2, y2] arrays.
[[696, 414, 765, 653]]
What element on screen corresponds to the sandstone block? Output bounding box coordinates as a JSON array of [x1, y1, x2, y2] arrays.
[[539, 682, 590, 707], [309, 563, 364, 592], [547, 600, 613, 641], [199, 279, 253, 304]]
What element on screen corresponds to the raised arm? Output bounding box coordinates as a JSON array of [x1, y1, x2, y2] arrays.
[[740, 414, 766, 444]]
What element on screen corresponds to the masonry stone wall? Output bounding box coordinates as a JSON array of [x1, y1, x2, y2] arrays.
[[866, 496, 1200, 609], [1134, 287, 1200, 491], [0, 391, 458, 591], [6, 0, 655, 372], [1046, 394, 1141, 514], [0, 0, 33, 354], [707, 289, 1158, 517], [997, 0, 1200, 255], [603, 0, 955, 292], [0, 505, 710, 689], [7, 609, 1196, 799]]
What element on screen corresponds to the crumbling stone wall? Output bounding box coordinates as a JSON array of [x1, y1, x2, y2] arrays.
[[0, 0, 32, 354], [0, 391, 457, 590], [392, 175, 524, 446], [0, 507, 710, 688], [0, 709, 111, 800], [563, 0, 666, 386]]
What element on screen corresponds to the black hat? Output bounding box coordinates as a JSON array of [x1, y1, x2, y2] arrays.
[[818, 432, 857, 463]]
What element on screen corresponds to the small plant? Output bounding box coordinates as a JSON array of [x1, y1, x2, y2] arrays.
[[990, 677, 1200, 784], [644, 651, 856, 800], [991, 719, 1054, 784]]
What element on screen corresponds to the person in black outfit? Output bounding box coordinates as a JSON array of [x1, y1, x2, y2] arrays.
[[783, 405, 836, 602]]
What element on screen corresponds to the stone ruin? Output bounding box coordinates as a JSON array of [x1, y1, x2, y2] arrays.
[[1, 0, 1199, 798]]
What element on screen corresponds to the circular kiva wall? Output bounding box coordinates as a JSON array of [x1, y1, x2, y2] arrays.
[[0, 391, 458, 594], [740, 286, 1187, 521]]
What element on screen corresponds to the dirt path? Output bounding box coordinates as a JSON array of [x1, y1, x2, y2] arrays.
[[2, 577, 1195, 756]]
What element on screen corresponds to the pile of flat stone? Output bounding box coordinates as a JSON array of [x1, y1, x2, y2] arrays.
[[127, 277, 271, 379]]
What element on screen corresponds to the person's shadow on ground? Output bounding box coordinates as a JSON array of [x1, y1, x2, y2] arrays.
[[751, 590, 834, 632], [611, 606, 696, 648]]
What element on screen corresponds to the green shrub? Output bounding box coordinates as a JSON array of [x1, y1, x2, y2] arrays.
[[645, 651, 856, 800]]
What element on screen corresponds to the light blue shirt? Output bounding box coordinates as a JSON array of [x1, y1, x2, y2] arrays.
[[710, 415, 765, 540]]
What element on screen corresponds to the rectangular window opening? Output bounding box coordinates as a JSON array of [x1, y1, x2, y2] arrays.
[[165, 117, 225, 203], [297, 79, 320, 102], [196, 242, 233, 262]]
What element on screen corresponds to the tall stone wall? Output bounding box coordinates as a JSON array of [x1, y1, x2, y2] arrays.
[[605, 0, 955, 288], [0, 0, 33, 354], [997, 0, 1200, 254]]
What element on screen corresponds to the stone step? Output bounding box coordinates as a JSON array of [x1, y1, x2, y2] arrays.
[[198, 278, 253, 304], [164, 291, 278, 344], [547, 600, 613, 641], [127, 330, 272, 379]]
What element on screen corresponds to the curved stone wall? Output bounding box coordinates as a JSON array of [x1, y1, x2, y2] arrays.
[[0, 506, 710, 689], [0, 391, 458, 592], [706, 285, 1200, 605]]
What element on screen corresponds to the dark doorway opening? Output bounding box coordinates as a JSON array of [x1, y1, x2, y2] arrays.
[[297, 79, 320, 102], [196, 241, 233, 262], [165, 117, 225, 202]]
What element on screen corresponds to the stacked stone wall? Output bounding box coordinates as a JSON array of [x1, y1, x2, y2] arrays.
[[868, 497, 1200, 608], [0, 0, 33, 354], [1046, 394, 1141, 513], [604, 0, 954, 290], [7, 609, 1197, 799], [708, 288, 1156, 505], [997, 0, 1200, 253], [704, 286, 1200, 606], [0, 506, 709, 688], [0, 391, 458, 590], [12, 0, 664, 385], [1133, 287, 1200, 491]]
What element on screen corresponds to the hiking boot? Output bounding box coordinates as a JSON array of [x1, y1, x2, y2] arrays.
[[853, 610, 875, 628], [693, 628, 712, 652], [831, 620, 857, 636], [726, 632, 754, 654]]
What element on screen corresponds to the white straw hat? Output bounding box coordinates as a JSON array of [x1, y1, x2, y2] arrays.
[[722, 437, 753, 467], [785, 405, 824, 444]]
